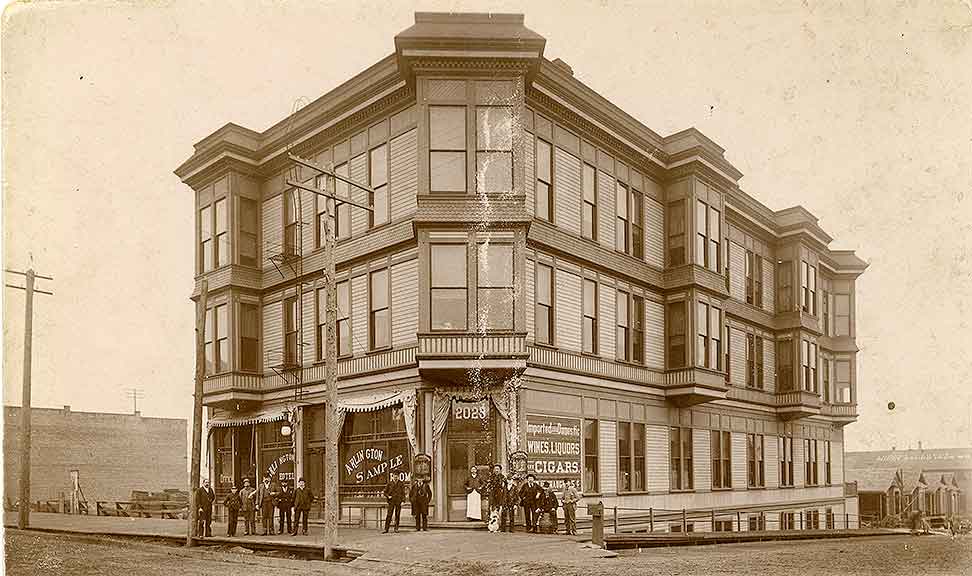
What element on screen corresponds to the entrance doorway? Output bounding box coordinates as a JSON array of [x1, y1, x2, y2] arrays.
[[446, 399, 498, 521]]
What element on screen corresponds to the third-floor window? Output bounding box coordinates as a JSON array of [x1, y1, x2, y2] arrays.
[[745, 251, 763, 307], [582, 163, 597, 240], [746, 334, 764, 389], [802, 261, 817, 314], [668, 200, 686, 266], [199, 197, 229, 272], [695, 200, 720, 272], [370, 269, 390, 348], [284, 189, 299, 256], [370, 145, 389, 227], [476, 106, 513, 194], [615, 184, 643, 259], [429, 106, 466, 193], [239, 197, 258, 267], [536, 138, 553, 221]]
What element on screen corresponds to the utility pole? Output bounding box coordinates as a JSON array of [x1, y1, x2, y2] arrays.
[[127, 388, 145, 414], [187, 279, 208, 546], [286, 153, 372, 560], [5, 267, 54, 530]]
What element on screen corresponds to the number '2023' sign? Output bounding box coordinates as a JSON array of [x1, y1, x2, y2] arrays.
[[453, 401, 489, 420]]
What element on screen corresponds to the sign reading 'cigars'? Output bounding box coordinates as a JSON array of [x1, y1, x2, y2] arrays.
[[525, 414, 582, 491]]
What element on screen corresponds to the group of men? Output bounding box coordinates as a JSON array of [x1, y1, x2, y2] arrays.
[[193, 477, 315, 538], [379, 465, 580, 535]]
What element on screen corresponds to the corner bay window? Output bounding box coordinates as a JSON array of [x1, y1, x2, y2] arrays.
[[536, 138, 553, 221], [582, 279, 598, 354], [747, 433, 765, 488], [834, 294, 851, 336], [239, 197, 258, 267], [476, 106, 513, 194], [802, 261, 817, 314], [711, 430, 731, 489], [747, 334, 764, 389], [431, 244, 467, 330], [199, 197, 229, 272], [205, 304, 228, 375], [670, 427, 693, 491], [696, 302, 722, 370], [240, 302, 259, 372], [695, 200, 720, 272], [430, 106, 466, 193], [835, 360, 852, 403], [369, 145, 389, 227], [477, 243, 514, 330], [668, 200, 686, 266], [667, 301, 686, 368], [802, 340, 818, 393], [535, 263, 554, 345], [778, 339, 794, 392], [583, 419, 599, 493], [779, 436, 794, 487], [370, 269, 389, 349], [617, 422, 645, 492], [778, 261, 793, 312]]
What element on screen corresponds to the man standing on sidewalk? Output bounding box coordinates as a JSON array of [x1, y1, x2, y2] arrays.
[[409, 478, 432, 532], [195, 479, 216, 537], [292, 478, 313, 536], [276, 482, 294, 536], [561, 478, 580, 536], [519, 474, 544, 533], [256, 477, 275, 536], [239, 478, 256, 536], [383, 473, 406, 533]]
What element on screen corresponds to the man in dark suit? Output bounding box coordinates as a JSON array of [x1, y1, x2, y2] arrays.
[[408, 478, 432, 531], [383, 473, 406, 533], [195, 479, 216, 537], [292, 478, 313, 536], [256, 477, 275, 535], [518, 474, 544, 533], [276, 482, 294, 535]]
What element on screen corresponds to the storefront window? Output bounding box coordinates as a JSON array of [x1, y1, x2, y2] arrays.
[[340, 406, 410, 499], [260, 421, 295, 488]]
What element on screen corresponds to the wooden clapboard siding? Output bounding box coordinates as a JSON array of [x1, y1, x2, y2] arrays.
[[351, 274, 367, 355], [350, 153, 368, 237], [646, 424, 669, 492], [762, 257, 775, 313], [730, 242, 746, 301], [765, 435, 779, 489], [554, 148, 581, 235], [263, 296, 282, 364], [764, 337, 776, 393], [730, 327, 747, 387], [525, 258, 535, 342], [694, 430, 711, 491], [599, 284, 616, 360], [793, 437, 804, 487], [556, 270, 582, 352], [645, 196, 664, 269], [389, 128, 418, 221], [302, 290, 315, 365], [833, 441, 843, 484], [645, 300, 665, 369], [525, 132, 535, 217], [599, 420, 617, 495], [731, 432, 747, 489], [597, 170, 615, 251], [391, 258, 418, 347], [262, 196, 282, 272]]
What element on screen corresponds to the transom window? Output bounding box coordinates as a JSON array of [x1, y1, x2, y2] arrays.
[[429, 106, 466, 193], [476, 107, 513, 194], [477, 243, 514, 330], [431, 244, 467, 330]]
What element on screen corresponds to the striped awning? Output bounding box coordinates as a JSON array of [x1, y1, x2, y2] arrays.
[[340, 389, 406, 413], [208, 410, 287, 429]]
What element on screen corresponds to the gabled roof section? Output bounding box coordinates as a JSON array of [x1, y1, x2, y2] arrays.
[[395, 12, 546, 79]]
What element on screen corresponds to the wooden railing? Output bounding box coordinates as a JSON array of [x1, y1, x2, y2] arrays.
[[417, 332, 527, 358], [666, 366, 727, 389], [776, 390, 822, 409], [527, 346, 666, 386], [822, 403, 858, 418]]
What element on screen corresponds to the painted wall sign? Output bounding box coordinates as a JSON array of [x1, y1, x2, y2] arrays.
[[264, 451, 295, 484], [525, 414, 582, 491], [344, 445, 407, 484]]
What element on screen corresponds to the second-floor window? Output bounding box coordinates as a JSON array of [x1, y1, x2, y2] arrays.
[[476, 106, 513, 194], [431, 244, 467, 330], [711, 430, 731, 489], [616, 292, 644, 364], [778, 261, 793, 312], [822, 289, 830, 335], [695, 200, 720, 272], [429, 106, 466, 193], [778, 340, 794, 391], [632, 295, 644, 364], [802, 261, 817, 314], [747, 334, 764, 389], [370, 269, 389, 349], [284, 189, 299, 256], [745, 251, 763, 307], [317, 281, 352, 359], [583, 279, 598, 354], [667, 301, 686, 368], [670, 427, 694, 491], [284, 296, 298, 364], [802, 340, 818, 393], [240, 302, 259, 372], [617, 292, 629, 362], [696, 303, 721, 370], [779, 436, 794, 487], [822, 358, 831, 403], [239, 197, 258, 267], [477, 244, 514, 330], [205, 303, 228, 375], [618, 422, 646, 492], [536, 138, 553, 221], [535, 263, 554, 345], [369, 145, 389, 227], [582, 163, 597, 240], [668, 200, 686, 266], [747, 433, 765, 487], [805, 439, 819, 486]]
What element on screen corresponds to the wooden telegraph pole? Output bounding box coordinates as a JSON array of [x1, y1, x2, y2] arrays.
[[187, 279, 208, 546], [4, 267, 54, 530], [286, 153, 372, 560]]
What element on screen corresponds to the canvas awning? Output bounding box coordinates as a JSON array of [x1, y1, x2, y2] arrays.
[[208, 409, 287, 429]]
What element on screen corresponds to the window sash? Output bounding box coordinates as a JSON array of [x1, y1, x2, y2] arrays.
[[536, 139, 553, 220], [535, 264, 553, 345], [584, 419, 599, 493], [370, 269, 389, 349], [583, 279, 598, 354], [668, 201, 686, 266]]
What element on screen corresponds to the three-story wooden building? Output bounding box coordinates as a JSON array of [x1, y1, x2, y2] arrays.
[[176, 12, 867, 527]]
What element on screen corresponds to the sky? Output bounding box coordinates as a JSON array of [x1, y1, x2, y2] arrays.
[[2, 0, 971, 453]]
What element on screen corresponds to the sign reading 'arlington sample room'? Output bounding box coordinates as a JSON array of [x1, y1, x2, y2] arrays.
[[525, 414, 581, 488]]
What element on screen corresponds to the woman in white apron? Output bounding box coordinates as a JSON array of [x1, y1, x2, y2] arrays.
[[463, 466, 483, 521]]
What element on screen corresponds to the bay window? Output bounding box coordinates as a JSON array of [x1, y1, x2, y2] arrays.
[[802, 261, 817, 314], [429, 106, 466, 193], [667, 301, 686, 368], [668, 200, 685, 266], [477, 243, 514, 330], [476, 106, 513, 194], [431, 244, 468, 330], [205, 303, 228, 375], [240, 302, 259, 372], [239, 197, 258, 267], [695, 200, 720, 272]]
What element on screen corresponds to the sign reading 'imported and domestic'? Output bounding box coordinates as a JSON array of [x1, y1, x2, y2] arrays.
[[525, 414, 581, 491]]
